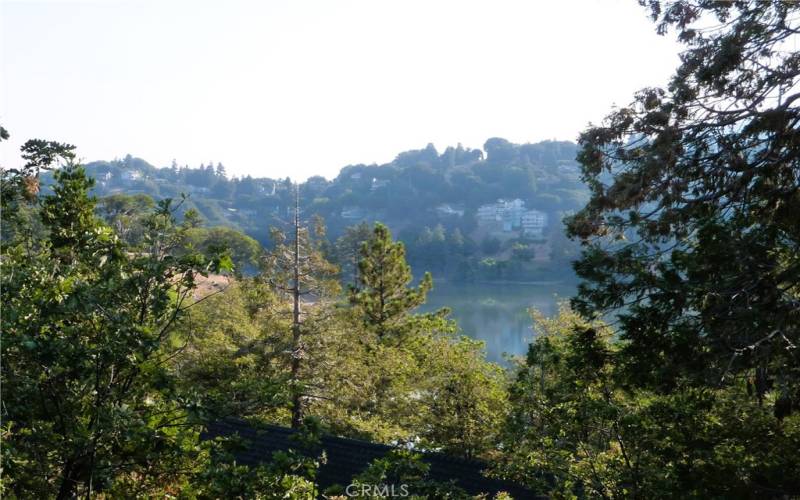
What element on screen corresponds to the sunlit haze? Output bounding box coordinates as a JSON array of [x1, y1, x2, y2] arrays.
[[1, 0, 681, 180]]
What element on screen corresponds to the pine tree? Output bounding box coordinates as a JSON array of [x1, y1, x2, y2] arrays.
[[215, 162, 226, 178], [262, 185, 338, 428], [350, 223, 438, 342]]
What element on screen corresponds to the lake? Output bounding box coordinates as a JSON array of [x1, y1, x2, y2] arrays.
[[421, 281, 576, 363]]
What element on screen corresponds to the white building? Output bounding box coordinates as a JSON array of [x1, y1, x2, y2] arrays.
[[371, 178, 389, 191], [477, 204, 499, 223], [257, 181, 277, 196], [341, 207, 367, 220], [521, 209, 548, 238], [502, 199, 525, 229], [477, 198, 526, 231], [435, 204, 465, 217], [121, 170, 142, 182]]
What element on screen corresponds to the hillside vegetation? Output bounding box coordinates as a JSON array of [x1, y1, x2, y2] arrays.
[[63, 138, 584, 282]]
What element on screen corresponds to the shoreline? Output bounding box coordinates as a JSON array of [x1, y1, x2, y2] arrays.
[[429, 278, 574, 287]]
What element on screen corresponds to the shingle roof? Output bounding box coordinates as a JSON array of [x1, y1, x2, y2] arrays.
[[203, 418, 542, 499]]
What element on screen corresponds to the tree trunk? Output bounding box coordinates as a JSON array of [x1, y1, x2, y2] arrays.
[[290, 185, 303, 429], [56, 460, 78, 500]]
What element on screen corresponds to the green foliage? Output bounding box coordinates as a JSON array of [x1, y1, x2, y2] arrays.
[[1, 139, 75, 228], [350, 223, 440, 342], [187, 419, 323, 499], [420, 337, 508, 460], [263, 204, 341, 428], [63, 137, 584, 283], [495, 306, 800, 498], [172, 279, 288, 421], [347, 450, 471, 499], [566, 0, 800, 410], [2, 140, 510, 497], [331, 221, 373, 287], [331, 223, 507, 457], [527, 4, 800, 495], [1, 162, 218, 497], [95, 193, 156, 247], [184, 225, 263, 275]]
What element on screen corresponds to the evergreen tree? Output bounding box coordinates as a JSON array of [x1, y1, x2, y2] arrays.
[[215, 162, 226, 178], [262, 186, 338, 428], [567, 0, 800, 409], [350, 223, 437, 342]]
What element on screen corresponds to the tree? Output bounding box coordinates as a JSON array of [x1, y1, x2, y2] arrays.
[[184, 226, 263, 275], [262, 186, 338, 428], [495, 306, 630, 497], [448, 228, 465, 251], [96, 193, 156, 247], [420, 336, 508, 460], [496, 306, 800, 498], [182, 207, 204, 228], [528, 1, 800, 496], [347, 450, 471, 499], [350, 223, 440, 342], [567, 0, 800, 411], [2, 139, 75, 212], [344, 223, 511, 455], [1, 154, 230, 497], [484, 137, 517, 166], [215, 162, 227, 178], [172, 279, 288, 420], [333, 221, 373, 288]]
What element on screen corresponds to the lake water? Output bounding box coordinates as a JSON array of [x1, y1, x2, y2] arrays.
[[421, 282, 576, 363]]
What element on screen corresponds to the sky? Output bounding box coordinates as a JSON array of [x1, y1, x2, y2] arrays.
[[1, 0, 682, 181]]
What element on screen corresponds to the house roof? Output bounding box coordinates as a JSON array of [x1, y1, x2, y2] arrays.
[[203, 418, 541, 499]]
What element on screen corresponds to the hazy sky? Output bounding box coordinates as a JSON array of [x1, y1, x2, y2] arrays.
[[1, 0, 681, 180]]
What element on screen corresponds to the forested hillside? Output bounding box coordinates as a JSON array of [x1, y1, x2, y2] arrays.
[[59, 138, 585, 282]]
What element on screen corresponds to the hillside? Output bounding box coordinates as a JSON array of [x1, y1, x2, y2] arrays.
[[64, 138, 586, 281]]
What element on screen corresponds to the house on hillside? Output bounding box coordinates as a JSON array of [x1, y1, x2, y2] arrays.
[[97, 171, 113, 187], [120, 170, 142, 183], [521, 209, 548, 238], [341, 207, 367, 221], [477, 203, 500, 223], [477, 199, 526, 231], [370, 178, 389, 191], [256, 181, 277, 196], [435, 204, 465, 217]]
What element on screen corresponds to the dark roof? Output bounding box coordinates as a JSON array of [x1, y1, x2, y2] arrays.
[[203, 418, 541, 499]]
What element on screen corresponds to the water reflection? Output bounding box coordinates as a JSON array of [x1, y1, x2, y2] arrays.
[[421, 282, 576, 363]]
